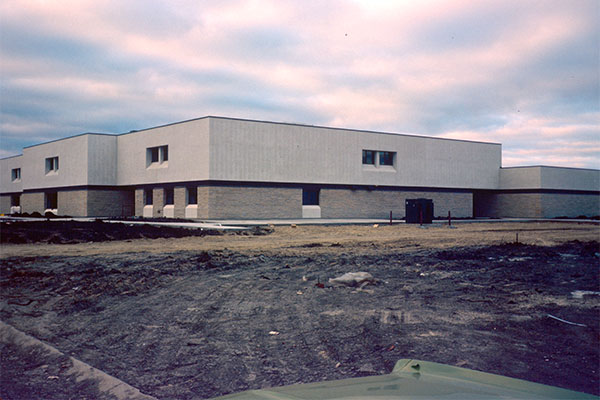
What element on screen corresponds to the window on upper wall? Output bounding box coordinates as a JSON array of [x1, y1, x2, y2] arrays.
[[147, 145, 168, 167], [362, 150, 376, 165], [362, 150, 396, 169], [379, 151, 395, 166], [144, 189, 153, 205], [187, 187, 197, 205], [11, 168, 21, 182], [164, 188, 174, 205], [45, 157, 59, 174], [45, 192, 57, 209], [302, 188, 320, 206]]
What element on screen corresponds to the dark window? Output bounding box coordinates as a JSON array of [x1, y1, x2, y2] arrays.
[[144, 189, 153, 205], [187, 187, 197, 205], [164, 188, 174, 205], [147, 145, 168, 166], [11, 194, 20, 207], [45, 192, 57, 209], [302, 188, 320, 206], [379, 151, 395, 166], [45, 157, 59, 173], [362, 150, 375, 165], [11, 168, 21, 181], [150, 147, 159, 163]]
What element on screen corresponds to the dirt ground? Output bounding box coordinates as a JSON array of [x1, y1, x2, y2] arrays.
[[1, 221, 599, 399]]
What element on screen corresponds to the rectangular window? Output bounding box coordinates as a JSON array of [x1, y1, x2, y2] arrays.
[[150, 147, 159, 163], [379, 151, 395, 166], [144, 189, 153, 205], [187, 187, 197, 205], [45, 156, 59, 173], [11, 194, 20, 207], [164, 188, 174, 205], [302, 188, 320, 206], [45, 192, 57, 209], [11, 168, 21, 181], [362, 150, 375, 165], [146, 145, 168, 167]]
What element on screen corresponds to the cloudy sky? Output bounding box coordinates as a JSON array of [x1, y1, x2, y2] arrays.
[[1, 0, 598, 168]]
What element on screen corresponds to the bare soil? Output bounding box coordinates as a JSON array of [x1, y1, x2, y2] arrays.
[[1, 221, 599, 399]]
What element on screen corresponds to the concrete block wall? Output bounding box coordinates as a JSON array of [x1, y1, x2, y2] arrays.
[[206, 185, 302, 219], [87, 189, 134, 217], [197, 186, 209, 218], [17, 190, 87, 216], [475, 191, 599, 218], [540, 192, 600, 218], [152, 188, 165, 218], [476, 193, 542, 218], [57, 190, 88, 216], [174, 187, 186, 218], [21, 192, 45, 214], [321, 187, 472, 218], [134, 189, 144, 216], [0, 195, 11, 214]]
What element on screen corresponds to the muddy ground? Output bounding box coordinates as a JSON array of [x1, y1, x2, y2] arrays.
[[0, 221, 599, 399]]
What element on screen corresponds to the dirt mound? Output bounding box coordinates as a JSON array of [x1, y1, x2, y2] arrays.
[[0, 220, 273, 244]]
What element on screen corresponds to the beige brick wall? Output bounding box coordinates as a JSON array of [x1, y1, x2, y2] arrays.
[[0, 194, 12, 214], [321, 188, 472, 218], [197, 186, 209, 218], [21, 192, 45, 214], [475, 191, 599, 218], [152, 188, 165, 217], [57, 190, 88, 216], [174, 187, 186, 218], [474, 192, 541, 218], [540, 192, 600, 218], [132, 184, 473, 219], [87, 189, 134, 217], [134, 189, 145, 216], [207, 186, 302, 219]]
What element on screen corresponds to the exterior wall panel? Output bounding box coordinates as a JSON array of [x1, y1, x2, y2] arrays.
[[0, 155, 23, 195], [197, 186, 209, 219], [174, 187, 186, 219], [21, 192, 44, 214], [57, 190, 88, 216], [152, 188, 165, 218], [88, 135, 118, 185], [206, 185, 302, 219], [22, 135, 89, 190], [117, 118, 210, 186], [320, 188, 472, 219], [475, 192, 542, 218], [0, 195, 11, 214], [134, 189, 145, 216], [87, 189, 134, 217], [540, 192, 600, 218], [209, 118, 501, 190]]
